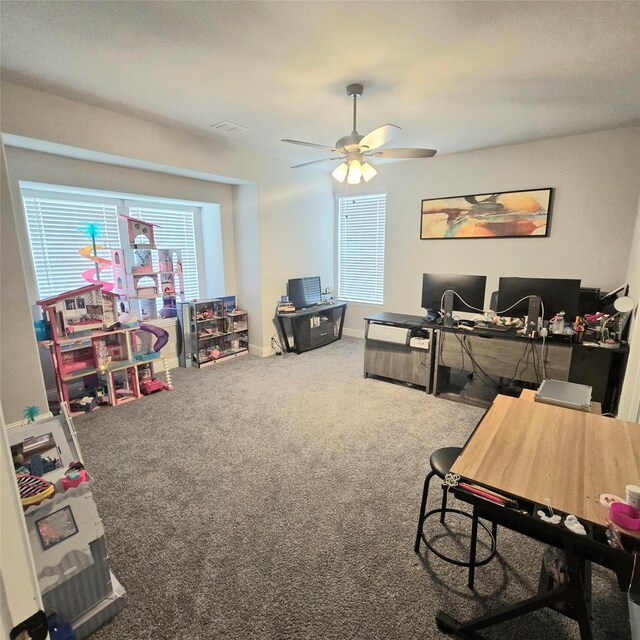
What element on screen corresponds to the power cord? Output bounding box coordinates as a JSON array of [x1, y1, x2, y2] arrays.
[[270, 335, 283, 355]]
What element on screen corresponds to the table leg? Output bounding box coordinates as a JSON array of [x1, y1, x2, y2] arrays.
[[436, 583, 592, 639]]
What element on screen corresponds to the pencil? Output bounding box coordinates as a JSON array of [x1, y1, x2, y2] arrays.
[[458, 482, 506, 506]]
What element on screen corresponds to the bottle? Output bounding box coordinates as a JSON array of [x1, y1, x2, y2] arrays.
[[626, 484, 640, 510]]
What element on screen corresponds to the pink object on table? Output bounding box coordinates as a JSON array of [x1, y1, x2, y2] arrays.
[[609, 502, 640, 530], [60, 469, 88, 492]]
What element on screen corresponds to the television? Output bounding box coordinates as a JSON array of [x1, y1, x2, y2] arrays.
[[287, 276, 322, 309], [421, 273, 487, 326], [497, 277, 581, 321]]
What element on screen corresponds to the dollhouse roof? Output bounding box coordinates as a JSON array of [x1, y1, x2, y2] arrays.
[[37, 283, 115, 306], [118, 214, 161, 227]]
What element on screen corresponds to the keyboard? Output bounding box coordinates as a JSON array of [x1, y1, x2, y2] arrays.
[[474, 324, 512, 333]]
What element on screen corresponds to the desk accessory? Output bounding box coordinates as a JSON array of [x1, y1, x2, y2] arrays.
[[627, 485, 640, 510], [564, 514, 587, 535], [534, 379, 592, 412], [610, 503, 640, 531]]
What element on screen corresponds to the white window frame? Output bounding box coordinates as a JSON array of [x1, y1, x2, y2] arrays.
[[337, 193, 386, 305]]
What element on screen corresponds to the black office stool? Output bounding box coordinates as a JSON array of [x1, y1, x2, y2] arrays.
[[414, 447, 497, 589]]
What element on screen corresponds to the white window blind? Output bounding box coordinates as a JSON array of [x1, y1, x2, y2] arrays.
[[126, 202, 200, 301], [22, 191, 120, 299], [338, 194, 386, 304]]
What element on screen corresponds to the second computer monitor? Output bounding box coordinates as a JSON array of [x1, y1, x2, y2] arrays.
[[421, 273, 487, 313], [497, 277, 581, 320]]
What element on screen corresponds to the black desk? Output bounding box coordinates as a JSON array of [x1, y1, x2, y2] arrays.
[[428, 323, 626, 413], [276, 302, 347, 354]]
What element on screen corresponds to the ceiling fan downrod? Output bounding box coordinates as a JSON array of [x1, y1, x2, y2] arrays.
[[347, 83, 363, 134]]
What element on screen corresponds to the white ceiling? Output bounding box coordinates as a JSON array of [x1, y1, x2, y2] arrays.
[[1, 1, 639, 169]]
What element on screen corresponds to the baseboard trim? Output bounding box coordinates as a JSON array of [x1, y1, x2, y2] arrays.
[[344, 328, 365, 340]]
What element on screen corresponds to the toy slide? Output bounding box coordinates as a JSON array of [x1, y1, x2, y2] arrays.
[[138, 323, 169, 351], [79, 244, 114, 291]]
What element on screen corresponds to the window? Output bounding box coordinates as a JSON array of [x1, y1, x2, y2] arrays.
[[23, 191, 121, 299], [338, 194, 386, 304], [22, 188, 201, 304], [126, 202, 199, 302]]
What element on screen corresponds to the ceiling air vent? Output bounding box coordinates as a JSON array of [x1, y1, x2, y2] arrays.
[[209, 121, 249, 134]]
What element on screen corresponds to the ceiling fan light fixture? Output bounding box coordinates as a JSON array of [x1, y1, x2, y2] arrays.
[[361, 161, 377, 182], [331, 162, 349, 182], [346, 158, 363, 184]]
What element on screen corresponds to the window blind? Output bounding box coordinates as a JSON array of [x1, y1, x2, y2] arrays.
[[338, 194, 386, 304], [126, 202, 200, 301], [22, 191, 120, 299]]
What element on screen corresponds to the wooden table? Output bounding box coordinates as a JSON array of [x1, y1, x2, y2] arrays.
[[436, 394, 640, 639]]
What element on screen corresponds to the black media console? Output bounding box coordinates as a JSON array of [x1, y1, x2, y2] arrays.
[[276, 302, 347, 354]]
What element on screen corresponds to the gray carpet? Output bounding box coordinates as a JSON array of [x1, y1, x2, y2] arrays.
[[74, 337, 629, 639]]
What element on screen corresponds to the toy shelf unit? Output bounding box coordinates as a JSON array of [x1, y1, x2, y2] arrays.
[[179, 296, 249, 368], [38, 284, 161, 414]]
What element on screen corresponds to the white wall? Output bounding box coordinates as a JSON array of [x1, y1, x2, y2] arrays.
[[0, 140, 49, 424], [337, 127, 640, 335], [617, 197, 640, 422]]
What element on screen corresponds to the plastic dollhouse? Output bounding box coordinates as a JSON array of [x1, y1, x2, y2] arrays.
[[37, 283, 167, 414], [111, 215, 185, 321]]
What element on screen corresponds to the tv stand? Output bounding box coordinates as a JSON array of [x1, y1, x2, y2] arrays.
[[276, 302, 347, 354]]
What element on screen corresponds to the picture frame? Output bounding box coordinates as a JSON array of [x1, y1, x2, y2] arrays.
[[420, 188, 553, 240], [35, 505, 79, 550]]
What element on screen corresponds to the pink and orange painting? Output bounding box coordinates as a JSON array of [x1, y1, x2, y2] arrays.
[[420, 189, 552, 239]]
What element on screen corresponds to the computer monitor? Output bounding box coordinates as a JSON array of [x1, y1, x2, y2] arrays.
[[287, 276, 322, 309], [497, 277, 581, 321], [421, 273, 487, 325]]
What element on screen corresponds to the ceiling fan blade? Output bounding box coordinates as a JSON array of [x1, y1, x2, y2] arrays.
[[359, 124, 401, 151], [281, 139, 337, 151], [366, 147, 437, 159], [290, 157, 343, 169]]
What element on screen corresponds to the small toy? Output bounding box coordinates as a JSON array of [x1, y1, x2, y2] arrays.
[[162, 357, 174, 390], [23, 405, 41, 424], [60, 462, 88, 492], [17, 473, 55, 509], [140, 378, 169, 395]]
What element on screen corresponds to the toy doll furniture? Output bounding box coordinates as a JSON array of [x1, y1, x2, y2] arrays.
[[38, 284, 161, 414], [179, 296, 248, 367], [13, 409, 127, 638]]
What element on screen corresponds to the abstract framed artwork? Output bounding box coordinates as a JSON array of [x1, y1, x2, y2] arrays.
[[420, 188, 553, 239]]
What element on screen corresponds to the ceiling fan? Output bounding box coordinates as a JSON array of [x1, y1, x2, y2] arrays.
[[281, 83, 437, 184]]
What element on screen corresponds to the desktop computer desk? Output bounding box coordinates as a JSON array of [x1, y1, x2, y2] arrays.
[[435, 393, 639, 639], [364, 314, 628, 413]]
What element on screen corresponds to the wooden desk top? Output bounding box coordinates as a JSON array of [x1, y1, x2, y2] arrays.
[[451, 395, 640, 538]]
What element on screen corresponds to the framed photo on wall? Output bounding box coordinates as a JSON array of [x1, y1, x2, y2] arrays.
[[35, 506, 79, 550], [420, 188, 553, 240]]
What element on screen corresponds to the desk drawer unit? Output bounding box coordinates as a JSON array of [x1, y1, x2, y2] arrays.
[[364, 324, 432, 389], [438, 332, 571, 383]]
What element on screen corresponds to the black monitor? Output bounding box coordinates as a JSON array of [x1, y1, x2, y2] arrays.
[[421, 273, 487, 325], [287, 276, 322, 309], [497, 277, 581, 320]]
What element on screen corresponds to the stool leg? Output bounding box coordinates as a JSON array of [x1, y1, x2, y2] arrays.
[[439, 485, 448, 524], [467, 505, 479, 590], [414, 471, 435, 553], [492, 520, 497, 541]]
